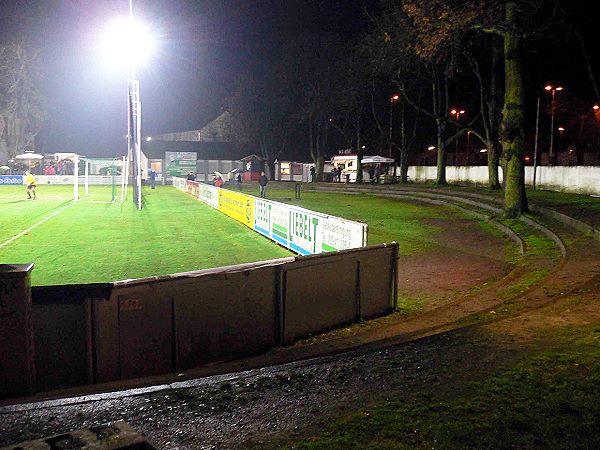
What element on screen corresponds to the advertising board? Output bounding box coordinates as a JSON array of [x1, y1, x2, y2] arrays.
[[253, 198, 365, 255], [218, 189, 254, 228], [165, 152, 197, 177], [198, 183, 219, 208], [0, 175, 23, 185], [172, 177, 367, 255]]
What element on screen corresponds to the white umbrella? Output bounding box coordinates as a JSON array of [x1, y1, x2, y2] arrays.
[[15, 153, 44, 160], [213, 171, 224, 179]]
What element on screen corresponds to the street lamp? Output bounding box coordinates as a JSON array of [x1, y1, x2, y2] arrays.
[[545, 84, 563, 164], [103, 3, 154, 210], [388, 94, 400, 158], [449, 108, 465, 153]]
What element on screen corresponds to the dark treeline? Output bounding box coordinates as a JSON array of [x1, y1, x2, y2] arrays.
[[226, 0, 600, 218]]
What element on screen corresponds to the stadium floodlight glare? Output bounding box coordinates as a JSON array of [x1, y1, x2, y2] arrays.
[[102, 17, 155, 69]]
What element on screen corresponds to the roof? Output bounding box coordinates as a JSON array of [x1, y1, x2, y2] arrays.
[[240, 154, 265, 162], [146, 112, 232, 143]]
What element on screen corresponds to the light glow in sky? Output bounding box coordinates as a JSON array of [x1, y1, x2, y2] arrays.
[[101, 17, 155, 71]]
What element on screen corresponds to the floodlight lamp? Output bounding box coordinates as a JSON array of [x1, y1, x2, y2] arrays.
[[555, 86, 563, 91], [545, 85, 552, 91], [558, 127, 565, 131], [102, 17, 155, 69], [391, 94, 400, 101], [480, 148, 487, 153], [146, 136, 152, 142], [450, 109, 457, 115], [427, 146, 435, 151], [459, 110, 465, 114], [593, 104, 600, 111]]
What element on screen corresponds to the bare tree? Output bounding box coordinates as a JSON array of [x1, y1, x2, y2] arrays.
[[284, 34, 346, 181], [367, 0, 465, 185], [392, 0, 559, 217], [226, 67, 297, 179], [0, 42, 45, 161]]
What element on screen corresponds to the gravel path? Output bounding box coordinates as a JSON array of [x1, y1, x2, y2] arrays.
[[1, 328, 512, 449]]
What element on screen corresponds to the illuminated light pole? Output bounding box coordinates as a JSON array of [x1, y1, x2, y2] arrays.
[[103, 2, 154, 210], [545, 84, 563, 165], [533, 95, 541, 190], [466, 130, 472, 165], [389, 94, 400, 158], [450, 108, 465, 154], [558, 126, 565, 153]]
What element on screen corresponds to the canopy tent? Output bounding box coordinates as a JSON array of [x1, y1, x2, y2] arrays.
[[360, 155, 395, 164], [15, 153, 44, 160]]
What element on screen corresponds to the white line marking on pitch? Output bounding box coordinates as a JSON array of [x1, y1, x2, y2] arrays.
[[0, 201, 76, 250]]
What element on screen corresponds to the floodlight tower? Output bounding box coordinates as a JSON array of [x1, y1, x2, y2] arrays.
[[104, 1, 154, 210], [128, 0, 142, 210]]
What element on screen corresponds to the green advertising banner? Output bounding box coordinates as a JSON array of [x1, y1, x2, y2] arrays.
[[167, 159, 197, 176]]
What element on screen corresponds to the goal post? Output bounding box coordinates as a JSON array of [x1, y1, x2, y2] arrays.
[[78, 157, 123, 202]]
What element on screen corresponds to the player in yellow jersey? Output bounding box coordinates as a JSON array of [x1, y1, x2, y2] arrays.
[[25, 171, 37, 200]]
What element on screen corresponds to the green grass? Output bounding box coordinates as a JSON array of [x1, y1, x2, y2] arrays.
[[281, 326, 600, 449], [0, 185, 291, 286], [261, 188, 467, 256], [0, 183, 517, 287]]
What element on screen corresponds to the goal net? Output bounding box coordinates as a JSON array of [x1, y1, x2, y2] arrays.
[[77, 157, 124, 203]]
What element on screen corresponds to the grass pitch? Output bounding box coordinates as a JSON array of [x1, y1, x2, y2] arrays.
[[0, 184, 292, 286], [1, 183, 502, 286]]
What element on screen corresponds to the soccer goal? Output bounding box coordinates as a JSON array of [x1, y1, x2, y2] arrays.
[[76, 157, 124, 203]]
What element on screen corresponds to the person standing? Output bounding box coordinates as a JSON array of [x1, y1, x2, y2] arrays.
[[259, 171, 268, 198], [149, 169, 157, 189], [236, 172, 242, 191], [25, 171, 37, 199]]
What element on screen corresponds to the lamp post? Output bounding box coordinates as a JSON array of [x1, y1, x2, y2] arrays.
[[388, 94, 399, 158], [545, 84, 563, 165], [533, 96, 541, 190], [449, 108, 465, 154]]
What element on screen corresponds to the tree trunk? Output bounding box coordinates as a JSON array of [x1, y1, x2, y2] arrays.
[[355, 124, 363, 183], [399, 148, 409, 182], [435, 118, 447, 185], [487, 141, 502, 190], [502, 2, 528, 218]]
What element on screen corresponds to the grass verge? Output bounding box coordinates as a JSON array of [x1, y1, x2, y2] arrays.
[[280, 325, 600, 449]]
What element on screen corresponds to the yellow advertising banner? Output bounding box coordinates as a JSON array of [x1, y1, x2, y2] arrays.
[[217, 189, 254, 228]]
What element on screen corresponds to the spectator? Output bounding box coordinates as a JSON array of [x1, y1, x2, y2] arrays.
[[236, 172, 242, 191], [259, 171, 268, 198], [215, 176, 224, 188], [149, 169, 157, 189]]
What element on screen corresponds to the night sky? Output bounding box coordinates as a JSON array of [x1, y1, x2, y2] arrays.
[[0, 0, 598, 158], [0, 0, 374, 157]]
